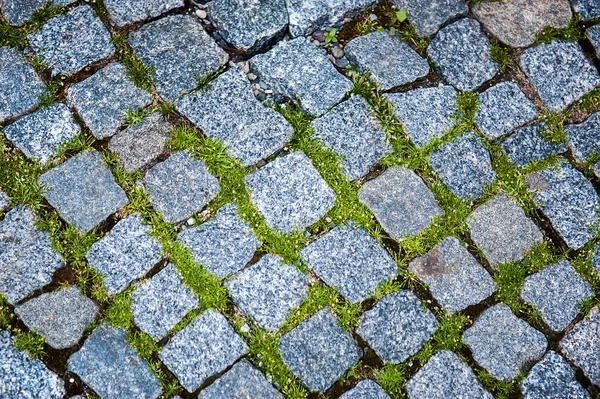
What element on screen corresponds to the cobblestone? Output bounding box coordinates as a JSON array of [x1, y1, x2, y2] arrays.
[[340, 380, 390, 399], [198, 360, 283, 399], [521, 351, 589, 399], [560, 306, 600, 386], [104, 0, 184, 27], [391, 0, 467, 37], [565, 112, 600, 163], [501, 123, 566, 168], [286, 0, 374, 37]]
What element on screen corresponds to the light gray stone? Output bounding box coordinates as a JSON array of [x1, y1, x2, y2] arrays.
[[560, 306, 600, 386], [586, 25, 600, 56], [391, 0, 467, 37], [0, 0, 77, 26], [0, 190, 9, 211], [104, 0, 184, 27], [573, 0, 600, 20], [286, 0, 375, 37], [340, 380, 390, 399], [521, 351, 589, 399], [502, 123, 566, 168], [565, 112, 600, 163]]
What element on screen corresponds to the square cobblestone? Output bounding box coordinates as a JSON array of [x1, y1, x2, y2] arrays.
[[104, 0, 184, 27], [391, 0, 467, 37], [587, 25, 600, 56], [502, 123, 566, 168], [565, 112, 600, 163], [559, 306, 600, 386], [573, 0, 600, 20], [0, 0, 77, 26], [286, 0, 374, 37], [340, 380, 390, 399], [521, 351, 588, 399]]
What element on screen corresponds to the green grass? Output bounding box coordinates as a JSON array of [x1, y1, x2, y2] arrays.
[[0, 3, 66, 48], [489, 43, 513, 74], [13, 330, 46, 359], [376, 363, 408, 398], [477, 369, 526, 399], [535, 16, 584, 44], [111, 33, 155, 93], [412, 313, 470, 365], [195, 65, 227, 92]]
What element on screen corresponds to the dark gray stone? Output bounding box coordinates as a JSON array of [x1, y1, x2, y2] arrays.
[[565, 112, 600, 163], [129, 15, 229, 101], [104, 0, 184, 27], [573, 0, 600, 20], [142, 151, 220, 224], [310, 95, 392, 180], [586, 25, 600, 56], [391, 0, 467, 37], [286, 0, 375, 37], [67, 63, 153, 140], [520, 41, 600, 112], [340, 380, 390, 399], [0, 0, 77, 26], [279, 308, 361, 393], [560, 306, 600, 386], [159, 310, 248, 392], [15, 286, 97, 349], [68, 325, 161, 399], [463, 304, 547, 381], [28, 5, 115, 76], [0, 190, 9, 211], [356, 290, 438, 363], [0, 206, 64, 304], [502, 123, 566, 168], [521, 351, 589, 399], [427, 18, 498, 91]]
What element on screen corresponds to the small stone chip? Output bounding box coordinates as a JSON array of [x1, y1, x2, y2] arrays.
[[340, 380, 390, 399], [391, 0, 467, 37], [198, 360, 283, 398], [286, 0, 375, 37], [521, 351, 589, 399], [560, 306, 600, 386], [104, 0, 184, 27], [502, 123, 566, 168], [565, 112, 600, 163]]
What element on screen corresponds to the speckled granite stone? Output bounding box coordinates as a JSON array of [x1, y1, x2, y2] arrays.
[[391, 0, 467, 37], [340, 380, 390, 399], [565, 112, 600, 163], [104, 0, 184, 27], [0, 190, 9, 211], [198, 360, 283, 399], [286, 0, 375, 37], [573, 0, 600, 20], [593, 245, 600, 275], [586, 25, 600, 55], [0, 0, 77, 26], [560, 306, 600, 386], [521, 351, 589, 399], [502, 123, 566, 168]]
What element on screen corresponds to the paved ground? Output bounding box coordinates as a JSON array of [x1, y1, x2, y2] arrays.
[[2, 0, 600, 398]]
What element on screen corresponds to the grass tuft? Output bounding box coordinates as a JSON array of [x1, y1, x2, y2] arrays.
[[489, 43, 513, 74], [535, 16, 584, 44], [13, 330, 45, 359]]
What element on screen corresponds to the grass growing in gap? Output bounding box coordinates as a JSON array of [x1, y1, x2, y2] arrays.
[[477, 369, 526, 399], [574, 87, 600, 114], [195, 65, 227, 92], [0, 3, 66, 48], [571, 244, 600, 315], [376, 364, 408, 398], [412, 313, 470, 365], [489, 43, 513, 74], [111, 33, 155, 93], [535, 16, 584, 44], [13, 330, 46, 359]]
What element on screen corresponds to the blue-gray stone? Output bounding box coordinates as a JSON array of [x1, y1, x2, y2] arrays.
[[340, 379, 390, 399], [286, 0, 375, 37], [502, 123, 566, 168], [573, 0, 600, 20], [391, 0, 468, 37], [586, 25, 600, 55], [104, 0, 184, 27], [560, 306, 600, 386], [0, 0, 77, 26], [0, 190, 9, 211], [593, 245, 600, 276], [521, 351, 589, 399], [565, 112, 600, 163]]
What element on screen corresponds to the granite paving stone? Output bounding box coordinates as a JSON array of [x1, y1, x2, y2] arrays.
[[279, 308, 361, 393], [463, 304, 547, 381], [593, 245, 600, 275], [339, 380, 390, 399], [587, 25, 600, 56], [0, 0, 77, 26], [565, 112, 600, 163], [409, 237, 496, 313], [427, 18, 498, 91], [520, 41, 600, 112], [0, 190, 9, 211], [159, 310, 248, 392], [560, 306, 600, 386], [521, 351, 589, 399], [594, 161, 600, 179], [0, 206, 64, 304], [104, 0, 184, 27], [86, 215, 163, 295], [15, 286, 98, 349], [573, 0, 600, 20], [356, 290, 438, 363], [390, 0, 467, 37], [502, 123, 566, 168], [286, 0, 375, 37], [310, 95, 392, 180]]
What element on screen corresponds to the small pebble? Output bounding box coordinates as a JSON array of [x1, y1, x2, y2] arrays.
[[332, 46, 344, 58], [247, 73, 257, 80], [370, 13, 378, 21], [187, 218, 195, 226], [312, 30, 325, 42], [196, 9, 207, 19]]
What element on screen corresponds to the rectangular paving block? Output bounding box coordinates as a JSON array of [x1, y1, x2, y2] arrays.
[[198, 360, 283, 399], [104, 0, 184, 27], [521, 351, 589, 399], [340, 380, 390, 399], [286, 0, 375, 37], [565, 112, 600, 163], [573, 0, 600, 20], [1, 0, 77, 26], [391, 0, 467, 37], [559, 306, 600, 386], [501, 122, 566, 168]]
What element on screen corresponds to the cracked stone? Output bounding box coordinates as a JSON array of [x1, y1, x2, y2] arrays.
[[565, 112, 600, 163], [573, 0, 600, 20], [0, 0, 77, 26], [391, 0, 467, 37], [560, 306, 600, 386], [286, 0, 375, 37], [340, 380, 390, 399], [104, 0, 184, 27], [521, 351, 589, 399], [502, 123, 566, 168]]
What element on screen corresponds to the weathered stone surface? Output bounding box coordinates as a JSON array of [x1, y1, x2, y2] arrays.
[[406, 350, 492, 399], [526, 162, 599, 249], [560, 306, 600, 386], [310, 95, 392, 180], [573, 0, 600, 20], [300, 223, 397, 304], [286, 0, 375, 37], [357, 290, 438, 363], [521, 351, 589, 399], [502, 123, 566, 168], [279, 308, 361, 393], [476, 82, 537, 140], [473, 0, 572, 48], [340, 380, 390, 399], [385, 85, 457, 147], [391, 0, 467, 37], [593, 245, 600, 276], [142, 151, 220, 224], [178, 204, 259, 279], [68, 325, 161, 399], [344, 31, 429, 90], [0, 0, 77, 26], [159, 310, 248, 392], [15, 286, 97, 349], [175, 66, 293, 166], [429, 132, 497, 201], [588, 25, 600, 56], [250, 38, 352, 116], [565, 112, 600, 163], [0, 330, 65, 399], [245, 152, 335, 233], [427, 18, 498, 91], [0, 206, 64, 304], [463, 304, 547, 381], [0, 190, 9, 211], [87, 215, 163, 295], [4, 103, 80, 164], [520, 41, 600, 112], [132, 264, 198, 340], [409, 237, 496, 313], [67, 63, 153, 140], [28, 5, 115, 76], [468, 193, 543, 267], [129, 15, 229, 101], [104, 0, 184, 27]]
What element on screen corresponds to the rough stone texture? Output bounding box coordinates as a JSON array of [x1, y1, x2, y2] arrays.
[[300, 223, 397, 304], [385, 85, 457, 147], [175, 66, 293, 166], [198, 359, 283, 399], [279, 308, 361, 393], [521, 351, 589, 399], [286, 0, 374, 37], [15, 286, 97, 349], [587, 25, 600, 60], [67, 63, 153, 140], [159, 310, 248, 392], [0, 0, 77, 26], [356, 290, 438, 363], [594, 161, 600, 179], [359, 167, 442, 240], [108, 112, 171, 173], [340, 380, 390, 399], [3, 103, 80, 164], [344, 31, 429, 90], [521, 260, 592, 332], [0, 190, 9, 211], [0, 206, 64, 305], [475, 82, 537, 140], [427, 18, 498, 91], [573, 0, 600, 20], [429, 132, 497, 201], [0, 330, 65, 399], [28, 5, 115, 76], [178, 204, 259, 279], [390, 0, 467, 37], [409, 237, 496, 313], [406, 351, 493, 399], [526, 162, 599, 249], [129, 15, 229, 101], [463, 304, 547, 381], [226, 254, 308, 331], [0, 47, 45, 123], [104, 0, 184, 27], [594, 245, 600, 276], [502, 123, 566, 168], [87, 215, 163, 295], [520, 41, 600, 112], [468, 193, 543, 267], [566, 112, 600, 163], [132, 264, 198, 340], [142, 151, 220, 224], [472, 0, 572, 48], [250, 37, 352, 116], [245, 152, 335, 233], [39, 150, 128, 234], [560, 306, 600, 386], [310, 95, 392, 180], [68, 325, 161, 399]]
